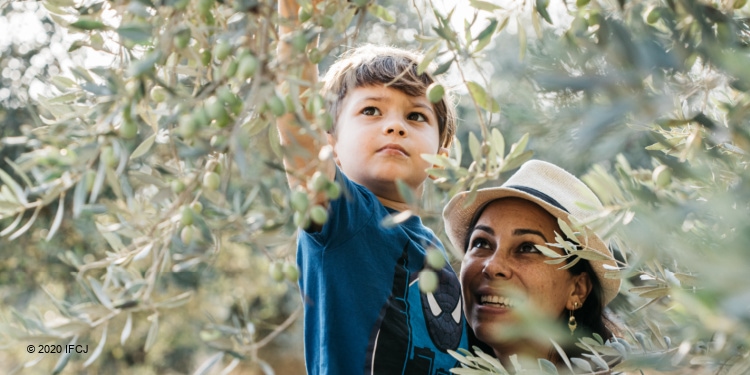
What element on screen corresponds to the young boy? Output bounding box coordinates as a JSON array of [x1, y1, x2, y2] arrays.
[[277, 1, 469, 374]]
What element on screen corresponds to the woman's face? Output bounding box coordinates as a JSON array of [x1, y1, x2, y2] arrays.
[[460, 197, 589, 347]]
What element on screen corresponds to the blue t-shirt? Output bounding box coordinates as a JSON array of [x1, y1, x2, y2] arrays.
[[297, 170, 469, 375]]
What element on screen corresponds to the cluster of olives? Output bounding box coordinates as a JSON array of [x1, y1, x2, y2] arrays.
[[268, 261, 299, 283], [179, 201, 204, 244], [177, 85, 247, 139], [172, 168, 223, 244], [289, 171, 341, 229], [170, 169, 221, 195], [304, 93, 333, 131], [418, 249, 448, 294]]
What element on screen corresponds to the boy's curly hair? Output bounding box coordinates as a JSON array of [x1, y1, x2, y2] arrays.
[[321, 45, 456, 148]]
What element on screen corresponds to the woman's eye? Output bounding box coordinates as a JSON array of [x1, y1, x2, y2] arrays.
[[362, 107, 380, 116], [469, 238, 491, 250], [518, 242, 539, 253], [407, 112, 426, 122]]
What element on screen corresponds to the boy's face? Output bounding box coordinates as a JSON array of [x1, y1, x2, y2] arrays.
[[328, 84, 444, 198]]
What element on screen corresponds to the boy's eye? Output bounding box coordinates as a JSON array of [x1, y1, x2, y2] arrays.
[[517, 242, 540, 254], [361, 107, 381, 116], [407, 112, 427, 122]]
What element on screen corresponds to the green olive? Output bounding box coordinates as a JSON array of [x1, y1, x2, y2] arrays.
[[190, 201, 203, 214], [425, 250, 446, 270], [179, 115, 198, 138], [180, 205, 194, 226], [283, 262, 299, 282], [119, 120, 138, 139], [213, 112, 230, 128], [266, 95, 286, 117], [291, 32, 307, 53], [192, 106, 210, 127], [101, 146, 117, 168], [180, 225, 195, 244], [206, 97, 228, 121], [151, 86, 167, 103], [653, 165, 671, 188], [200, 49, 212, 66], [124, 83, 138, 100], [203, 171, 221, 191], [308, 48, 323, 64], [426, 83, 445, 104], [171, 179, 186, 194], [217, 87, 239, 106], [310, 171, 328, 192], [290, 190, 310, 213], [237, 54, 259, 80], [269, 262, 285, 281], [309, 205, 328, 225], [293, 211, 310, 229], [224, 59, 238, 78], [419, 270, 438, 293], [213, 40, 231, 61], [198, 0, 214, 18], [326, 182, 341, 200]]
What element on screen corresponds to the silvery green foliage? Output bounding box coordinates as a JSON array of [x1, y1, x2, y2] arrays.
[[0, 0, 525, 372], [2, 0, 750, 373]]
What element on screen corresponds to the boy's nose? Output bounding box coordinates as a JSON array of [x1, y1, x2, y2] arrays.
[[384, 120, 407, 137]]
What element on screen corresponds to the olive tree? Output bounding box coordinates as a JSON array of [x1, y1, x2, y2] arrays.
[[1, 0, 750, 374]]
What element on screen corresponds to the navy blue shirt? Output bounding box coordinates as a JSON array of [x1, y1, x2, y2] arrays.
[[297, 170, 469, 375]]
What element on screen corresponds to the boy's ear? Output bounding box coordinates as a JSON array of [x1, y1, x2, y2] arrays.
[[326, 133, 341, 166]]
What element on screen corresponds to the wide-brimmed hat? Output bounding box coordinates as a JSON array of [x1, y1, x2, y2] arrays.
[[442, 160, 621, 306]]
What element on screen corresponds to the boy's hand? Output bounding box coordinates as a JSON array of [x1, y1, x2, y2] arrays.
[[276, 0, 335, 206]]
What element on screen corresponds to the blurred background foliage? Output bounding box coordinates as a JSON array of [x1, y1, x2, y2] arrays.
[[0, 0, 749, 373]]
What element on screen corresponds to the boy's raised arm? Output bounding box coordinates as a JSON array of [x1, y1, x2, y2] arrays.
[[276, 0, 335, 193]]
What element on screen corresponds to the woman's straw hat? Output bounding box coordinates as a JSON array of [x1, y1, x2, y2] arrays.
[[442, 160, 621, 305]]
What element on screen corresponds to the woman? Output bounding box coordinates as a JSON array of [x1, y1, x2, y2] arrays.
[[443, 160, 622, 368]]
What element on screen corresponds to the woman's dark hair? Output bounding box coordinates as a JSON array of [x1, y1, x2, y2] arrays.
[[563, 258, 615, 349]]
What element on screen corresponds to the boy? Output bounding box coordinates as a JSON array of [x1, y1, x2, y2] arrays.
[[277, 1, 469, 374]]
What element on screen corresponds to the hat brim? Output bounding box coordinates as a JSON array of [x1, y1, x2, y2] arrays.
[[443, 186, 620, 306]]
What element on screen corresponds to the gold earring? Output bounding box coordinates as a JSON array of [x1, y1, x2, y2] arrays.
[[568, 302, 578, 335]]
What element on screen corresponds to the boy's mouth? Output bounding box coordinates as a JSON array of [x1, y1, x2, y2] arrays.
[[378, 144, 409, 156]]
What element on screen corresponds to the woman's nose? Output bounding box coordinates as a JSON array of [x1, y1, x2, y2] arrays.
[[482, 253, 511, 279]]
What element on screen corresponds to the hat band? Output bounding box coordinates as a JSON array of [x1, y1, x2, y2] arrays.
[[506, 185, 569, 213]]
